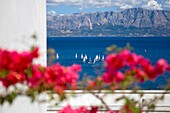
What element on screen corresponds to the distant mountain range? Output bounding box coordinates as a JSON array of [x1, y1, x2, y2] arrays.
[[47, 8, 170, 37]]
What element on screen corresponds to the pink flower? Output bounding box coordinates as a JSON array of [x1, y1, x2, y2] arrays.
[[106, 54, 125, 70], [12, 51, 33, 71], [167, 65, 170, 73], [102, 73, 114, 84], [59, 105, 88, 113], [59, 105, 97, 113], [0, 48, 39, 72], [77, 106, 88, 113], [126, 53, 139, 67], [88, 80, 96, 88], [89, 106, 98, 113], [69, 64, 82, 72], [139, 58, 151, 70], [0, 50, 11, 69], [102, 71, 124, 84], [144, 65, 157, 80], [154, 59, 168, 75], [0, 71, 25, 87], [135, 68, 147, 82], [44, 63, 81, 93], [115, 71, 124, 83], [27, 65, 44, 87], [120, 49, 130, 60], [31, 47, 39, 58], [102, 49, 170, 84], [58, 105, 75, 113], [107, 110, 119, 113]]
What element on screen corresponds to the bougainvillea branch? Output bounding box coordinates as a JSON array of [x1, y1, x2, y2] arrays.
[[0, 47, 81, 104], [0, 46, 170, 113]]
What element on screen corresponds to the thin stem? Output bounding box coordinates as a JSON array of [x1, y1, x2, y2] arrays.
[[88, 90, 110, 111]]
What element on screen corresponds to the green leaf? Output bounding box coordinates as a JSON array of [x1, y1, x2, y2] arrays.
[[0, 97, 5, 105], [125, 98, 131, 105], [131, 105, 140, 113], [25, 68, 32, 78], [6, 92, 17, 105], [27, 89, 36, 102], [0, 69, 9, 78], [59, 94, 66, 101], [148, 104, 155, 110], [122, 81, 128, 89]]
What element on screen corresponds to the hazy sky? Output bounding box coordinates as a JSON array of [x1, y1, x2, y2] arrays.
[[47, 0, 170, 14]]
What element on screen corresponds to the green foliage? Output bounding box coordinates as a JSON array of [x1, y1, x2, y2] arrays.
[[0, 92, 17, 105], [25, 68, 33, 78], [0, 69, 9, 78]]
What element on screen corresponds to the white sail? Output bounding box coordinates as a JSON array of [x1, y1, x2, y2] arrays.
[[84, 54, 88, 59], [81, 54, 83, 59], [98, 55, 101, 60], [144, 49, 147, 53], [56, 53, 59, 59], [82, 57, 86, 62], [101, 55, 105, 60], [93, 59, 96, 64], [75, 53, 78, 59], [95, 55, 99, 60]]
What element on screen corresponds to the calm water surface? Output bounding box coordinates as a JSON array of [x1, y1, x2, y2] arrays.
[[47, 37, 170, 89]]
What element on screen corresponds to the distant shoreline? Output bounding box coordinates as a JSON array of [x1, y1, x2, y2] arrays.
[[47, 36, 170, 38]]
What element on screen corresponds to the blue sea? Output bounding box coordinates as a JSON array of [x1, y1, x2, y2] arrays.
[[47, 37, 170, 90]]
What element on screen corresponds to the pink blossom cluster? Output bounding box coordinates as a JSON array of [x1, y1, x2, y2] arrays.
[[0, 48, 81, 94], [27, 63, 81, 94], [27, 64, 45, 88], [59, 105, 119, 113], [44, 63, 81, 93], [0, 47, 39, 87], [102, 49, 170, 84], [59, 105, 98, 113], [0, 47, 39, 71]]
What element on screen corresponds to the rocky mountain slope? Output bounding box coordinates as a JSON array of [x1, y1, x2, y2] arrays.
[[47, 8, 170, 37]]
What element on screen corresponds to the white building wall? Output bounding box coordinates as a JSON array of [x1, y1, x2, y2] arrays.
[[0, 0, 47, 113], [0, 0, 46, 66]]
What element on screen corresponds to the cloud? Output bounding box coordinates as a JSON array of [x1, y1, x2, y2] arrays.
[[47, 0, 170, 11], [109, 0, 138, 10], [47, 0, 81, 6], [142, 0, 162, 10]]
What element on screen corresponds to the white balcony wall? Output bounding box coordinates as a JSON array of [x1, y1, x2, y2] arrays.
[[0, 0, 46, 66], [0, 0, 46, 113]]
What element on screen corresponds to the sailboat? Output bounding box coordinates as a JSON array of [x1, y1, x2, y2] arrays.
[[82, 57, 87, 62], [75, 53, 78, 59], [84, 54, 88, 59], [56, 53, 59, 59], [144, 49, 147, 53], [81, 54, 83, 59], [95, 55, 99, 61], [101, 55, 105, 60]]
